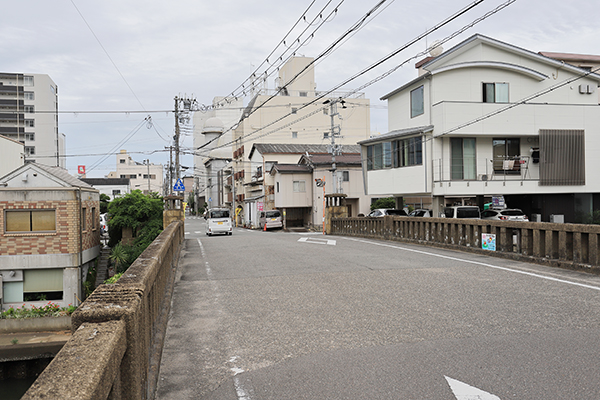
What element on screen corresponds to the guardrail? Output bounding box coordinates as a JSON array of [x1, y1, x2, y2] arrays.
[[23, 220, 184, 400], [331, 217, 600, 273]]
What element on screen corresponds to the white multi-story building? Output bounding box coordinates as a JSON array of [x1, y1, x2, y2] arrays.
[[361, 34, 600, 222], [0, 73, 66, 168], [230, 56, 372, 227], [107, 150, 164, 196]]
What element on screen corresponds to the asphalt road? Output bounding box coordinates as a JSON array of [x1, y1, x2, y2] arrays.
[[155, 216, 600, 399]]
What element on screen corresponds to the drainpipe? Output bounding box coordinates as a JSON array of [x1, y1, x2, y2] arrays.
[[77, 187, 83, 306]]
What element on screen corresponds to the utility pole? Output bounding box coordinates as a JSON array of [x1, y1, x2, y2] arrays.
[[325, 98, 344, 193], [173, 95, 197, 194]]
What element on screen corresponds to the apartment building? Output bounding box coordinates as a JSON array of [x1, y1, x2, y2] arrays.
[[0, 73, 66, 168], [361, 34, 600, 222], [230, 57, 371, 227], [107, 150, 164, 196]]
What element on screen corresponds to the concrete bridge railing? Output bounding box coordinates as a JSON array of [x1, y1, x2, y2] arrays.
[[331, 216, 600, 273], [23, 220, 184, 400]]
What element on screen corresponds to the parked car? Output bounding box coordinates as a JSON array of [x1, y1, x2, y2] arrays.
[[481, 208, 529, 221], [205, 208, 232, 236], [367, 208, 408, 217], [100, 213, 108, 234], [408, 209, 432, 217], [259, 210, 283, 230], [443, 206, 480, 219]]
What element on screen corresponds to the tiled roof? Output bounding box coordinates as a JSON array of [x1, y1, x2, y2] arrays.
[[35, 164, 94, 188]]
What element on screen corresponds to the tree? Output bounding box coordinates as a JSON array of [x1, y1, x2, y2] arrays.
[[370, 197, 396, 211], [100, 193, 111, 214], [107, 190, 163, 248]]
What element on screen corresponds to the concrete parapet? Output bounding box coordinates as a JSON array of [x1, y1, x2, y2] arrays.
[[22, 320, 126, 400], [23, 220, 184, 400], [331, 217, 600, 274]]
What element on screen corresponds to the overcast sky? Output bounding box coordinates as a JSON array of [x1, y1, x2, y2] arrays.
[[1, 0, 597, 178]]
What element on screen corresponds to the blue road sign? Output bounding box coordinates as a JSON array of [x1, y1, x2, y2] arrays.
[[173, 179, 185, 191]]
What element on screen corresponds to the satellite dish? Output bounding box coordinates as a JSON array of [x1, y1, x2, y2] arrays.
[[429, 40, 443, 57]]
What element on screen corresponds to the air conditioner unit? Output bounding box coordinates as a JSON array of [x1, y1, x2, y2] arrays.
[[478, 174, 488, 181], [531, 213, 542, 222], [550, 214, 564, 223]]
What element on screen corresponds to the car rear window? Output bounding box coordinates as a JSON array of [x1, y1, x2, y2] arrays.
[[501, 210, 524, 216], [265, 210, 281, 218], [210, 210, 230, 218], [386, 209, 407, 216], [456, 208, 480, 218]]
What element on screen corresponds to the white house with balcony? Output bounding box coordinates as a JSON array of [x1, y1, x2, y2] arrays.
[[360, 34, 600, 223]]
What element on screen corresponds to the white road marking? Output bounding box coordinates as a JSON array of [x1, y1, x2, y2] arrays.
[[298, 237, 336, 246], [342, 237, 600, 292], [445, 376, 501, 400], [233, 376, 251, 400], [194, 231, 202, 234]]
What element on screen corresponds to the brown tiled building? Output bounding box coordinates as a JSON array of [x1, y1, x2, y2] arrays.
[[0, 163, 100, 309]]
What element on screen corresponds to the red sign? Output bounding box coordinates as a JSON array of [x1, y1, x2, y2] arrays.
[[78, 165, 86, 174]]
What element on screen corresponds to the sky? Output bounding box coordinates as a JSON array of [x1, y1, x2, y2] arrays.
[[1, 0, 597, 179]]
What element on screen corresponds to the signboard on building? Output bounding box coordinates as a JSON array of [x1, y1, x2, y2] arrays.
[[77, 165, 86, 174], [257, 201, 264, 211]]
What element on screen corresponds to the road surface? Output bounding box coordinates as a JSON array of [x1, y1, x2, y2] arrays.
[[156, 216, 600, 399]]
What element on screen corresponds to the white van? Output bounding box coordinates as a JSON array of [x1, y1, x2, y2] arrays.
[[205, 208, 232, 236], [259, 210, 283, 230], [443, 206, 480, 219]]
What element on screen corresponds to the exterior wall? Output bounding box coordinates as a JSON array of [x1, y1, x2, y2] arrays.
[[0, 188, 101, 309], [108, 150, 164, 195], [0, 135, 24, 177], [274, 173, 313, 208]]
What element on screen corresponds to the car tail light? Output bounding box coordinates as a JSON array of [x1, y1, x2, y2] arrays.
[[500, 216, 509, 220]]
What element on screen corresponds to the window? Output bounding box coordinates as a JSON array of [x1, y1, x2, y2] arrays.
[[293, 180, 306, 192], [24, 92, 34, 100], [5, 210, 56, 232], [25, 146, 35, 156], [299, 91, 308, 97], [130, 174, 136, 179], [450, 138, 476, 180], [483, 83, 509, 103], [383, 142, 392, 168], [291, 107, 298, 114], [392, 136, 423, 168], [276, 182, 279, 193], [92, 208, 97, 230], [120, 159, 125, 164], [410, 85, 424, 117], [24, 269, 63, 301], [112, 189, 121, 196], [342, 171, 349, 182], [492, 138, 520, 173], [143, 174, 156, 179], [23, 76, 34, 86], [292, 131, 298, 139], [25, 133, 35, 141], [24, 105, 34, 113], [120, 175, 126, 179], [82, 208, 87, 231], [24, 119, 34, 127]]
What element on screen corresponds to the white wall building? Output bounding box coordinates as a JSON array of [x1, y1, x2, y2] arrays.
[[0, 135, 24, 178], [107, 150, 164, 195], [0, 73, 66, 168], [231, 56, 371, 226], [361, 34, 600, 222]]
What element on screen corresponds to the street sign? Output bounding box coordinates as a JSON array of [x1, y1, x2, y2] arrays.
[[173, 179, 185, 192]]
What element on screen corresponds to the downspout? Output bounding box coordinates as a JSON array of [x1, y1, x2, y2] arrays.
[[77, 187, 83, 306]]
